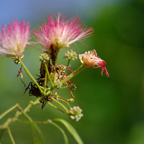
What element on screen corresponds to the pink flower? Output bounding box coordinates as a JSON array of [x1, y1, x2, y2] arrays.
[[79, 50, 109, 77], [0, 19, 30, 57], [35, 13, 94, 50]]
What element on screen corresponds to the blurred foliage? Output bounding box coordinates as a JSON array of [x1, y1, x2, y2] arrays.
[[0, 1, 144, 144]]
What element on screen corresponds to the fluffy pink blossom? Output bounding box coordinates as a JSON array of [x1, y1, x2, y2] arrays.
[[35, 13, 94, 50], [0, 19, 30, 57], [79, 50, 109, 77]]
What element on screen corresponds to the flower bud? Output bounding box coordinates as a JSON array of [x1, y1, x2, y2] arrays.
[[69, 84, 77, 91], [64, 50, 77, 60], [69, 106, 83, 121], [39, 53, 50, 63], [58, 64, 67, 71]]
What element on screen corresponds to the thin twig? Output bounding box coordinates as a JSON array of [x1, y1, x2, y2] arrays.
[[7, 127, 15, 144]]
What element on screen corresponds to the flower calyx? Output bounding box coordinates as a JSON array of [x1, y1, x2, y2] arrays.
[[13, 55, 24, 64]]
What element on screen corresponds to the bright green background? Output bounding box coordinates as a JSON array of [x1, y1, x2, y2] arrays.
[[0, 1, 144, 144]]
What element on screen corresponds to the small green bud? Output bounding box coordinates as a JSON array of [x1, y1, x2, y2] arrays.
[[39, 53, 50, 63], [47, 119, 52, 123], [69, 84, 77, 91], [64, 50, 77, 60], [67, 98, 74, 102]]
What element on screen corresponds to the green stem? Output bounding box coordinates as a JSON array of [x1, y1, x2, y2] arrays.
[[19, 58, 43, 94], [0, 98, 41, 130], [7, 127, 15, 144], [45, 63, 54, 88], [67, 59, 71, 68], [44, 70, 47, 93], [18, 119, 47, 124], [21, 110, 33, 123], [50, 95, 69, 114], [53, 51, 59, 85], [46, 101, 67, 114], [52, 93, 72, 108], [23, 98, 41, 113], [52, 93, 73, 102], [0, 129, 5, 141], [58, 85, 68, 89], [65, 59, 71, 73], [45, 90, 51, 96], [0, 104, 19, 120], [61, 65, 85, 84]]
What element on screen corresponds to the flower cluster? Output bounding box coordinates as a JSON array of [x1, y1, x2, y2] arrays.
[[0, 13, 109, 124]]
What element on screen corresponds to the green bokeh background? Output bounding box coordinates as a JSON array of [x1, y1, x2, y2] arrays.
[[0, 0, 144, 144]]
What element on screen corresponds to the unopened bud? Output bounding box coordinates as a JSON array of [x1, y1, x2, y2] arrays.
[[64, 50, 77, 60], [69, 84, 77, 91], [69, 106, 83, 121], [67, 98, 74, 102], [47, 119, 52, 123], [58, 64, 67, 71], [39, 53, 50, 63]]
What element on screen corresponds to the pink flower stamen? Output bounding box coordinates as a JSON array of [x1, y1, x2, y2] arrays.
[[0, 19, 30, 57], [67, 67, 73, 73], [35, 12, 94, 50]]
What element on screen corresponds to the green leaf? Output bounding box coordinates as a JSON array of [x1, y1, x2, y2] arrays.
[[50, 121, 68, 144], [21, 111, 45, 144], [54, 118, 83, 144], [30, 123, 45, 144]]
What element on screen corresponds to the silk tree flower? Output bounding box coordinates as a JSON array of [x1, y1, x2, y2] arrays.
[[35, 13, 94, 50], [79, 50, 109, 77], [0, 19, 30, 57]]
